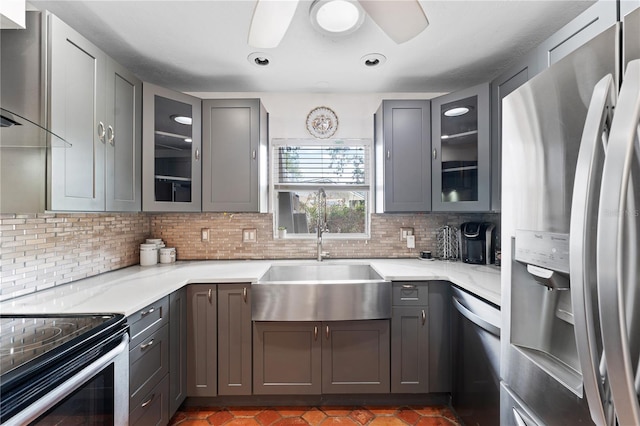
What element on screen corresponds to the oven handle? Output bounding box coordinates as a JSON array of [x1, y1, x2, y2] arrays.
[[5, 333, 129, 426]]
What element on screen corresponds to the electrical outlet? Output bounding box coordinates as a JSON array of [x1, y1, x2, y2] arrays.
[[201, 228, 209, 242], [400, 227, 414, 241], [243, 228, 257, 243], [406, 235, 416, 249]]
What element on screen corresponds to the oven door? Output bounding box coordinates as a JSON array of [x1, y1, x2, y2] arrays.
[[5, 332, 129, 426]]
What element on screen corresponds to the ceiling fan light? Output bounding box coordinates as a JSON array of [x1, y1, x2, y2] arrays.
[[310, 0, 364, 35], [358, 0, 429, 44], [248, 0, 300, 48]]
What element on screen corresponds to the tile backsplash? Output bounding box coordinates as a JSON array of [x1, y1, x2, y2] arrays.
[[0, 211, 499, 300]]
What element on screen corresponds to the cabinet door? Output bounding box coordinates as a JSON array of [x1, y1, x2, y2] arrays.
[[48, 13, 106, 211], [431, 83, 490, 212], [218, 284, 252, 395], [142, 82, 201, 212], [536, 0, 617, 68], [322, 320, 390, 394], [253, 322, 322, 395], [376, 100, 431, 212], [105, 58, 141, 211], [202, 99, 267, 212], [186, 284, 217, 396], [169, 288, 187, 416], [391, 306, 429, 393], [489, 56, 538, 212]]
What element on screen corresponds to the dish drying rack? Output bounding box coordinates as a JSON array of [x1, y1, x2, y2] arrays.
[[436, 225, 460, 260]]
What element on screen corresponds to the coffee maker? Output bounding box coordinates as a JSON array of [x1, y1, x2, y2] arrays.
[[460, 222, 496, 264]]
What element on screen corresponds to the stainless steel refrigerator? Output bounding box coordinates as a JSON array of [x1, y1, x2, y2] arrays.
[[501, 6, 640, 426]]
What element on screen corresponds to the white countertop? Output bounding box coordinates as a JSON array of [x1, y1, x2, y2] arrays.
[[0, 258, 501, 316]]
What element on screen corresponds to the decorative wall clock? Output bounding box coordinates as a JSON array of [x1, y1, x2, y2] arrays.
[[306, 106, 338, 139]]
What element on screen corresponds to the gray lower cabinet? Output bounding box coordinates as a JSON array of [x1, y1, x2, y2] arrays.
[[253, 320, 390, 395], [375, 100, 432, 212], [218, 284, 252, 395], [202, 99, 268, 212], [391, 282, 429, 393], [127, 297, 170, 425], [253, 322, 322, 395], [428, 282, 452, 393], [187, 284, 217, 396], [169, 288, 187, 416], [322, 320, 390, 394]]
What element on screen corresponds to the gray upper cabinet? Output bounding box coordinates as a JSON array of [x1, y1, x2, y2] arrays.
[[202, 99, 268, 212], [431, 83, 490, 212], [375, 100, 431, 212], [169, 288, 187, 417], [105, 59, 142, 211], [489, 55, 539, 212], [143, 83, 202, 212], [217, 284, 252, 395], [536, 0, 617, 68], [186, 284, 217, 397], [623, 2, 640, 69], [48, 13, 106, 211]]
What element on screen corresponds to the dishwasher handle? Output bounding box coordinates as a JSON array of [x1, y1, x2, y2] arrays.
[[452, 296, 500, 337]]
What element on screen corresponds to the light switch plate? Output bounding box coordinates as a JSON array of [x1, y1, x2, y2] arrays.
[[243, 228, 257, 243], [201, 228, 209, 242], [400, 227, 414, 241]]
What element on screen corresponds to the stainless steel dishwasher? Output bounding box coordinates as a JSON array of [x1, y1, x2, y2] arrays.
[[451, 286, 501, 426]]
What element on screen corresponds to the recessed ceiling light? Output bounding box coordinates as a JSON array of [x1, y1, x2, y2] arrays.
[[248, 52, 271, 67], [171, 115, 192, 125], [310, 0, 364, 36], [361, 53, 386, 68], [444, 107, 470, 117]]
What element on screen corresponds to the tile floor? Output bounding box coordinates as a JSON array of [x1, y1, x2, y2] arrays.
[[169, 405, 460, 426]]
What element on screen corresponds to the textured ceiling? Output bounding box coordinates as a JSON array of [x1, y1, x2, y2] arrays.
[[30, 0, 596, 93]]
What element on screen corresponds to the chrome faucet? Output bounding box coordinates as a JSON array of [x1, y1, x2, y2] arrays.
[[316, 188, 329, 261]]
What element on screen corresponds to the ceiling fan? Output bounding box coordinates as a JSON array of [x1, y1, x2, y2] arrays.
[[248, 0, 429, 48]]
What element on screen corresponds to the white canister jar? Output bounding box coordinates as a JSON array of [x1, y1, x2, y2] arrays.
[[159, 247, 176, 264], [140, 243, 158, 266]]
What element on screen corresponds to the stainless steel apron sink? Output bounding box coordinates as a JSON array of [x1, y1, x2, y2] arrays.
[[252, 263, 391, 321]]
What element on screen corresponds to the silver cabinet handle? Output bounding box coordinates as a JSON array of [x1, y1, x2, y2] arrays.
[[208, 288, 212, 304], [432, 148, 437, 159], [252, 150, 256, 160], [325, 325, 330, 339], [141, 394, 154, 408], [97, 122, 105, 142], [421, 309, 426, 326], [195, 148, 200, 161], [402, 284, 416, 289], [243, 287, 248, 303], [314, 325, 318, 341], [107, 125, 115, 145], [140, 339, 154, 350], [140, 307, 155, 317], [386, 150, 390, 160]]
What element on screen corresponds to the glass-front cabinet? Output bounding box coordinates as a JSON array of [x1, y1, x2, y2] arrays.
[[142, 82, 201, 211], [431, 83, 490, 212]]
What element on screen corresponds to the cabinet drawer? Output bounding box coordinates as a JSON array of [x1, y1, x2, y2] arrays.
[[129, 374, 169, 426], [130, 323, 169, 409], [392, 282, 428, 306], [128, 296, 169, 347]]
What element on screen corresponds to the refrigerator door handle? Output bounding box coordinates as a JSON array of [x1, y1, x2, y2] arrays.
[[569, 73, 616, 426], [597, 59, 640, 426]]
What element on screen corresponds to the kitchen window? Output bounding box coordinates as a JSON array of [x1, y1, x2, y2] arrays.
[[271, 138, 372, 238]]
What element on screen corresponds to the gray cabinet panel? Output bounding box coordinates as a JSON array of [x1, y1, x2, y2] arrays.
[[375, 100, 431, 212], [321, 320, 390, 394], [48, 13, 105, 211], [428, 283, 452, 392], [142, 82, 202, 212], [129, 374, 169, 426], [391, 306, 429, 393], [253, 322, 322, 395], [129, 324, 169, 409], [218, 284, 252, 395], [202, 99, 267, 212], [128, 297, 169, 347], [106, 58, 141, 211], [536, 0, 617, 68], [431, 83, 491, 212], [169, 288, 187, 416], [187, 284, 217, 396], [623, 4, 640, 69], [490, 55, 538, 212]]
